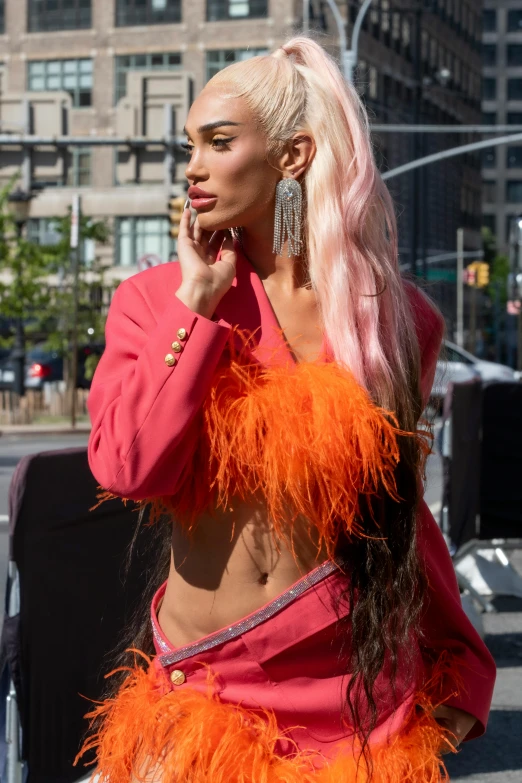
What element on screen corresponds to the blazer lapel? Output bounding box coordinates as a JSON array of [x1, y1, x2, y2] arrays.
[[215, 248, 297, 367]]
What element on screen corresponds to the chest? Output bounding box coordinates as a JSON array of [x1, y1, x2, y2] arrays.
[[261, 283, 323, 364]]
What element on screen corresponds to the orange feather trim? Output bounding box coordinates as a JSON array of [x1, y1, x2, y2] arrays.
[[144, 354, 427, 558], [75, 655, 453, 783], [95, 346, 430, 557]]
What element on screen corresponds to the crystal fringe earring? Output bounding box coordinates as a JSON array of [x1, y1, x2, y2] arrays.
[[273, 178, 303, 257]]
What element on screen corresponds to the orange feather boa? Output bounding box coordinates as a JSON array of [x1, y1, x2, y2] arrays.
[[76, 653, 453, 783]]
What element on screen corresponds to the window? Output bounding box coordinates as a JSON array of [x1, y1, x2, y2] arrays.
[[482, 9, 496, 33], [28, 0, 91, 32], [508, 79, 522, 101], [114, 52, 182, 104], [482, 148, 496, 169], [27, 218, 62, 246], [27, 217, 96, 263], [482, 180, 496, 203], [508, 10, 522, 33], [28, 59, 92, 107], [506, 181, 522, 202], [207, 0, 267, 21], [508, 45, 522, 67], [507, 147, 522, 168], [67, 147, 92, 186], [508, 112, 522, 125], [116, 217, 175, 266], [482, 111, 496, 125], [482, 77, 496, 101], [0, 0, 4, 34], [115, 0, 181, 26], [206, 48, 269, 82], [482, 44, 496, 67]]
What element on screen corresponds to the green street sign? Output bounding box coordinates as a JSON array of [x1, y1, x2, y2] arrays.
[[426, 268, 457, 282]]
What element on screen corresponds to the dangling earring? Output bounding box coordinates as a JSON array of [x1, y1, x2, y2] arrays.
[[273, 178, 303, 257]]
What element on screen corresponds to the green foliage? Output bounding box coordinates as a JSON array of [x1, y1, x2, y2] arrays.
[[41, 209, 111, 357], [0, 186, 111, 366]]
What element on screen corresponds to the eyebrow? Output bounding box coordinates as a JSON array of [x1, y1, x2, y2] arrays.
[[183, 120, 243, 136]]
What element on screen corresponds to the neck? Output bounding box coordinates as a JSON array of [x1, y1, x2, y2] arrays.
[[241, 223, 308, 291]]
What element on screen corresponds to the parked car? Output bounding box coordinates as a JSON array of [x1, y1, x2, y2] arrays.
[[443, 340, 517, 383], [431, 340, 516, 409], [0, 343, 104, 392]]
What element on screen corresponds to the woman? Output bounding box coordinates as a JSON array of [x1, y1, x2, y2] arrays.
[[80, 38, 495, 782]]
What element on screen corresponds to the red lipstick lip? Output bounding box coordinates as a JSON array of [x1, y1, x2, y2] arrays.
[[188, 186, 216, 199]]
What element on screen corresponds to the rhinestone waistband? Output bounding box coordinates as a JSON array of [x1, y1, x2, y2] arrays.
[[152, 559, 340, 668]]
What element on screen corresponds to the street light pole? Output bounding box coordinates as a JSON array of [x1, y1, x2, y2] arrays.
[[7, 188, 33, 398]]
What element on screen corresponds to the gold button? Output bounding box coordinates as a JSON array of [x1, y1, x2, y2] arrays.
[[171, 341, 182, 353], [170, 669, 186, 686], [177, 328, 187, 341], [164, 353, 176, 367]]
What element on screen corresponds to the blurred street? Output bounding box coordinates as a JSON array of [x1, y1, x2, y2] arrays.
[[0, 430, 520, 781]]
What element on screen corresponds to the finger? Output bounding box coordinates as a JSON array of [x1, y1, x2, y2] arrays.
[[193, 216, 204, 245], [177, 209, 193, 242]]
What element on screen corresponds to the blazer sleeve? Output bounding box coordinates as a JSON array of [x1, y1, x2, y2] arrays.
[[417, 501, 496, 739], [409, 284, 496, 738], [87, 275, 231, 500]]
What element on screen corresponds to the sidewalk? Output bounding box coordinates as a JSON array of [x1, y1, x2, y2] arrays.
[[0, 422, 91, 436]]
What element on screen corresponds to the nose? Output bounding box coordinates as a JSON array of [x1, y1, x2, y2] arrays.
[[184, 149, 207, 184]]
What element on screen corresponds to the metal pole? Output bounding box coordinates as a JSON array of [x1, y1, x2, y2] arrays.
[[323, 0, 348, 79], [344, 0, 374, 84], [303, 0, 309, 33], [515, 237, 522, 370], [518, 235, 522, 372], [70, 195, 80, 429], [12, 223, 25, 398], [456, 227, 464, 348], [470, 284, 477, 354]]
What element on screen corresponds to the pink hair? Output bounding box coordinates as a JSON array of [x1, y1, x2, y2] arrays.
[[211, 37, 421, 420]]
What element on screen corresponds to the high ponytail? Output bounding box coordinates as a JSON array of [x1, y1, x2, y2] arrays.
[[210, 37, 430, 772]]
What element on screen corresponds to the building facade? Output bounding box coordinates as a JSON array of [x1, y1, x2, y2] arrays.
[[0, 0, 296, 282], [0, 0, 483, 304], [348, 0, 483, 334], [482, 0, 522, 254]]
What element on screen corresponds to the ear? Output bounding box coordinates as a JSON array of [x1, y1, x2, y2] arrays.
[[278, 133, 316, 179]]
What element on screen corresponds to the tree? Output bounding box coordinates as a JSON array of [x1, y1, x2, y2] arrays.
[[0, 180, 53, 348], [0, 183, 111, 405], [40, 211, 111, 363]]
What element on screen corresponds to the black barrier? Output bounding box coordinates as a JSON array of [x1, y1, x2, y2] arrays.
[[445, 380, 522, 549], [480, 383, 522, 540], [2, 448, 160, 783], [446, 380, 482, 550]]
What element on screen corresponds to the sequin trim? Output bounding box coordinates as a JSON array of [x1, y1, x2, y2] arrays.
[[157, 560, 339, 667]]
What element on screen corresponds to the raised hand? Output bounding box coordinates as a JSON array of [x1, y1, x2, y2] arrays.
[[175, 209, 237, 320]]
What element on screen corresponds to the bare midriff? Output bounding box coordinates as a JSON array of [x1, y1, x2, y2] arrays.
[[157, 497, 327, 649]]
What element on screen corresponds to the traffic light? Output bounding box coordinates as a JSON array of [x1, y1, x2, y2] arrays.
[[476, 262, 490, 288], [168, 196, 186, 239]]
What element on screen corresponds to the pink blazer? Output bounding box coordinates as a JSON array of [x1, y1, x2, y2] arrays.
[[87, 252, 495, 738]]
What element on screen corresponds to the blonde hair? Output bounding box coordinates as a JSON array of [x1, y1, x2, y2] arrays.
[[210, 37, 422, 427]]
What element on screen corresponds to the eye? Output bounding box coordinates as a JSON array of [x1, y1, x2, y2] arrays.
[[212, 137, 236, 150], [181, 142, 194, 155]]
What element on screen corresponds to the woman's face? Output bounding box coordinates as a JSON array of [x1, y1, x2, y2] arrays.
[[183, 87, 280, 232]]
